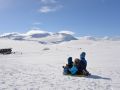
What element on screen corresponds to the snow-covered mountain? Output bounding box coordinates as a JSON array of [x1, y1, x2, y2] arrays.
[[0, 32, 25, 40], [102, 36, 120, 41], [79, 36, 120, 41], [79, 36, 97, 41], [0, 30, 77, 44], [25, 30, 51, 38], [0, 30, 120, 44], [39, 32, 77, 44]]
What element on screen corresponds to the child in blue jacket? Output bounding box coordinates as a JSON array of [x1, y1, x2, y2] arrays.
[[63, 57, 73, 75]]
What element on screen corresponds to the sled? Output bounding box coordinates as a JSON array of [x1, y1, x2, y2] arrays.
[[63, 73, 91, 77], [0, 48, 12, 54], [0, 48, 22, 55]]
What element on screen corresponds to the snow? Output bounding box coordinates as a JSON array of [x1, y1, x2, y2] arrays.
[[0, 39, 120, 90]]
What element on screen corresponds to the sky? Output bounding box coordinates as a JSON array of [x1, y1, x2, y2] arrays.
[[0, 0, 120, 37]]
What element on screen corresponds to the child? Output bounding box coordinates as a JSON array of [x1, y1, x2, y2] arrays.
[[69, 58, 79, 75], [63, 57, 73, 75], [67, 57, 73, 68], [79, 52, 90, 76]]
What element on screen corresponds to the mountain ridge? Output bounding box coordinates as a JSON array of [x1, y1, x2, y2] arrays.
[[0, 31, 120, 44], [0, 30, 77, 44]]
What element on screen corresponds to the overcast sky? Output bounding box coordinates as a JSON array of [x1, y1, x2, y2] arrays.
[[0, 0, 120, 36]]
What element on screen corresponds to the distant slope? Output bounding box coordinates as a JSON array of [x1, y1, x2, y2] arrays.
[[79, 36, 120, 41]]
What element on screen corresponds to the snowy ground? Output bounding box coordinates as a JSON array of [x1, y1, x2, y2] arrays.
[[0, 39, 120, 90]]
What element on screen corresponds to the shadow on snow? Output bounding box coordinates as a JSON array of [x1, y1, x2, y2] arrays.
[[65, 74, 111, 80], [86, 74, 111, 80]]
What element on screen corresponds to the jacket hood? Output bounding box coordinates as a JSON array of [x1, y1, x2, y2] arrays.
[[68, 57, 73, 64], [80, 52, 86, 59]]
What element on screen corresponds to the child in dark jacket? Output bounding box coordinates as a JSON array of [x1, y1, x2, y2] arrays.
[[80, 52, 87, 70], [78, 52, 90, 76], [63, 57, 73, 75]]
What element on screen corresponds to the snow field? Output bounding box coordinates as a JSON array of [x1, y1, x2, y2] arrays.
[[0, 39, 120, 90]]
